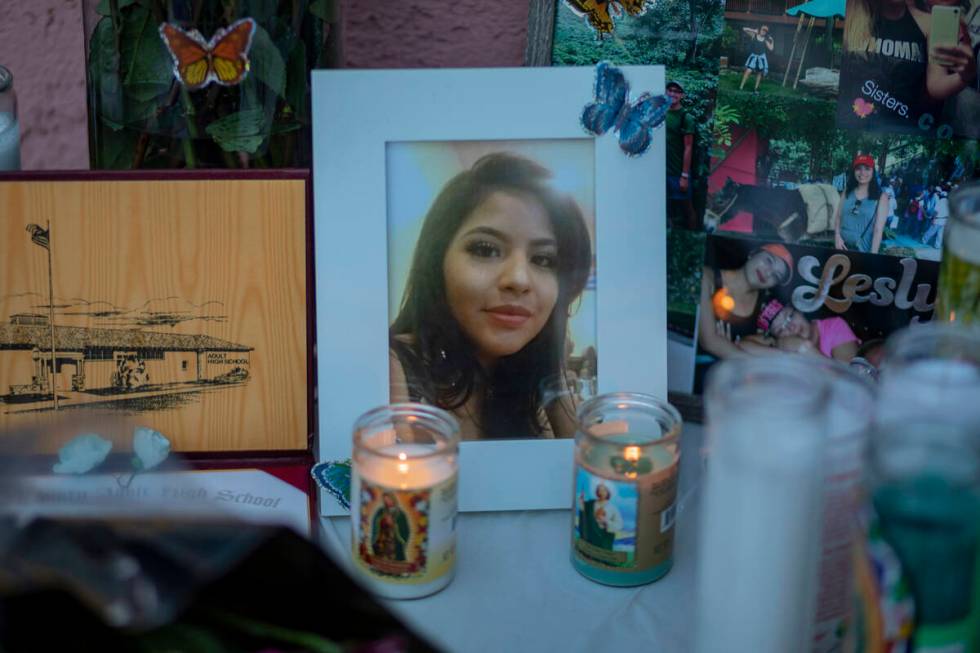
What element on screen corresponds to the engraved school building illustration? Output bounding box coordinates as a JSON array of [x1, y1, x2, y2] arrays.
[[0, 313, 252, 411]]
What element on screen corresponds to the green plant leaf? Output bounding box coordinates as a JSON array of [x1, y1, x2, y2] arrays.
[[120, 5, 173, 102], [249, 24, 287, 97], [205, 109, 267, 153], [309, 0, 337, 21], [271, 120, 303, 135], [239, 0, 278, 22], [95, 0, 137, 16], [88, 17, 127, 130], [95, 127, 139, 169], [285, 40, 308, 121]]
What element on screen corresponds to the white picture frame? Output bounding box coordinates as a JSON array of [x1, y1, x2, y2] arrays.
[[312, 65, 667, 515]]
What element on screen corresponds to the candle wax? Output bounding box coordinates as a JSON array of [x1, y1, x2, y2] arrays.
[[695, 413, 824, 653], [355, 443, 456, 489]]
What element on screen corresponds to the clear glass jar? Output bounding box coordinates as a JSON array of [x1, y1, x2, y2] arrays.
[[570, 392, 682, 586], [696, 355, 829, 653], [866, 418, 980, 651], [349, 403, 459, 599], [0, 65, 21, 171], [935, 182, 980, 325], [877, 322, 980, 428]]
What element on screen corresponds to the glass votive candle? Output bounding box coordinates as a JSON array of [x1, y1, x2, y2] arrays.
[[350, 403, 459, 599], [570, 392, 682, 586], [0, 65, 20, 171]]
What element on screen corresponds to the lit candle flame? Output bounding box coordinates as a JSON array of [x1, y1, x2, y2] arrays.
[[397, 451, 409, 474], [624, 446, 640, 462]]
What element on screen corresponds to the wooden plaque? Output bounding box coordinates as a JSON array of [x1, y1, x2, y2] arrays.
[[0, 171, 312, 454]]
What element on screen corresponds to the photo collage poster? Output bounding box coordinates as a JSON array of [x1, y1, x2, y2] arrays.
[[552, 0, 980, 393], [551, 0, 726, 392]]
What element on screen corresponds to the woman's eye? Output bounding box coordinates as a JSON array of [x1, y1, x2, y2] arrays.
[[466, 241, 500, 258], [532, 253, 558, 269]]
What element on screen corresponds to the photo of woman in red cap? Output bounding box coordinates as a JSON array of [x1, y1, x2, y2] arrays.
[[697, 241, 795, 360], [833, 154, 890, 254]]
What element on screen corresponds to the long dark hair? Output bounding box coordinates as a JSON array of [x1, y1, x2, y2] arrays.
[[390, 152, 592, 438], [845, 166, 882, 199]]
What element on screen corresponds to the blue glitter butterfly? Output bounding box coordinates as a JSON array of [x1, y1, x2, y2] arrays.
[[311, 459, 351, 510], [581, 62, 669, 157]]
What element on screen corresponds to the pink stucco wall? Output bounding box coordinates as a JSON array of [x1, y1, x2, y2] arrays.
[[343, 0, 529, 68], [0, 0, 532, 170], [0, 0, 89, 170]]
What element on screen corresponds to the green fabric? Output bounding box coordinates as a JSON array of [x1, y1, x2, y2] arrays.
[[371, 506, 410, 561], [665, 109, 695, 177], [873, 474, 979, 632], [579, 500, 616, 550]]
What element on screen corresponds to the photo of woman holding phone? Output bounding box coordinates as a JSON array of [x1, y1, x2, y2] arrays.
[[909, 0, 979, 137], [839, 0, 978, 136], [839, 0, 939, 134]]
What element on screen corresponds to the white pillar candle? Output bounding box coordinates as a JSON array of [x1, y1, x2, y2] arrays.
[[349, 406, 459, 599], [696, 356, 827, 653]]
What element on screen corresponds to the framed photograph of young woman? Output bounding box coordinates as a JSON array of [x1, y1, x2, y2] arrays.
[[312, 66, 668, 514]]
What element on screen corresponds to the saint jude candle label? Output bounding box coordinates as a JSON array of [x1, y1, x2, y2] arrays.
[[351, 473, 458, 585], [572, 462, 677, 573]]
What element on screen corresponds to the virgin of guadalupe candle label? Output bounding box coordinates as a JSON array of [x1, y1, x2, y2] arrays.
[[573, 463, 678, 572], [352, 475, 457, 585]]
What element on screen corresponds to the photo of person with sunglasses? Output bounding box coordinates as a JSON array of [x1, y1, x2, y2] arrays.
[[833, 153, 890, 253]]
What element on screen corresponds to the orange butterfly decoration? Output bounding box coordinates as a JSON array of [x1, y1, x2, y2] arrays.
[[159, 18, 256, 90], [563, 0, 651, 37]]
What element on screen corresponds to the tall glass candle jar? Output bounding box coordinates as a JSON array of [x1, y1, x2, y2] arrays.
[[867, 418, 980, 652], [935, 182, 980, 325], [0, 65, 20, 171], [350, 403, 459, 599], [696, 355, 828, 653], [570, 392, 682, 586], [810, 359, 875, 653], [877, 323, 980, 427]]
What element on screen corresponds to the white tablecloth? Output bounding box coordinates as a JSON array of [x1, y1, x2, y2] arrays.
[[318, 424, 706, 653]]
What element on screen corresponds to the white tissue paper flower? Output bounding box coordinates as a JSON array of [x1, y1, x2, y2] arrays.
[[132, 426, 171, 470], [53, 433, 113, 474]]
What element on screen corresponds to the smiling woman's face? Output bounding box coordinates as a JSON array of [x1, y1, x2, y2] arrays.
[[443, 190, 560, 368], [744, 250, 788, 289], [854, 164, 874, 185], [771, 306, 812, 339]]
